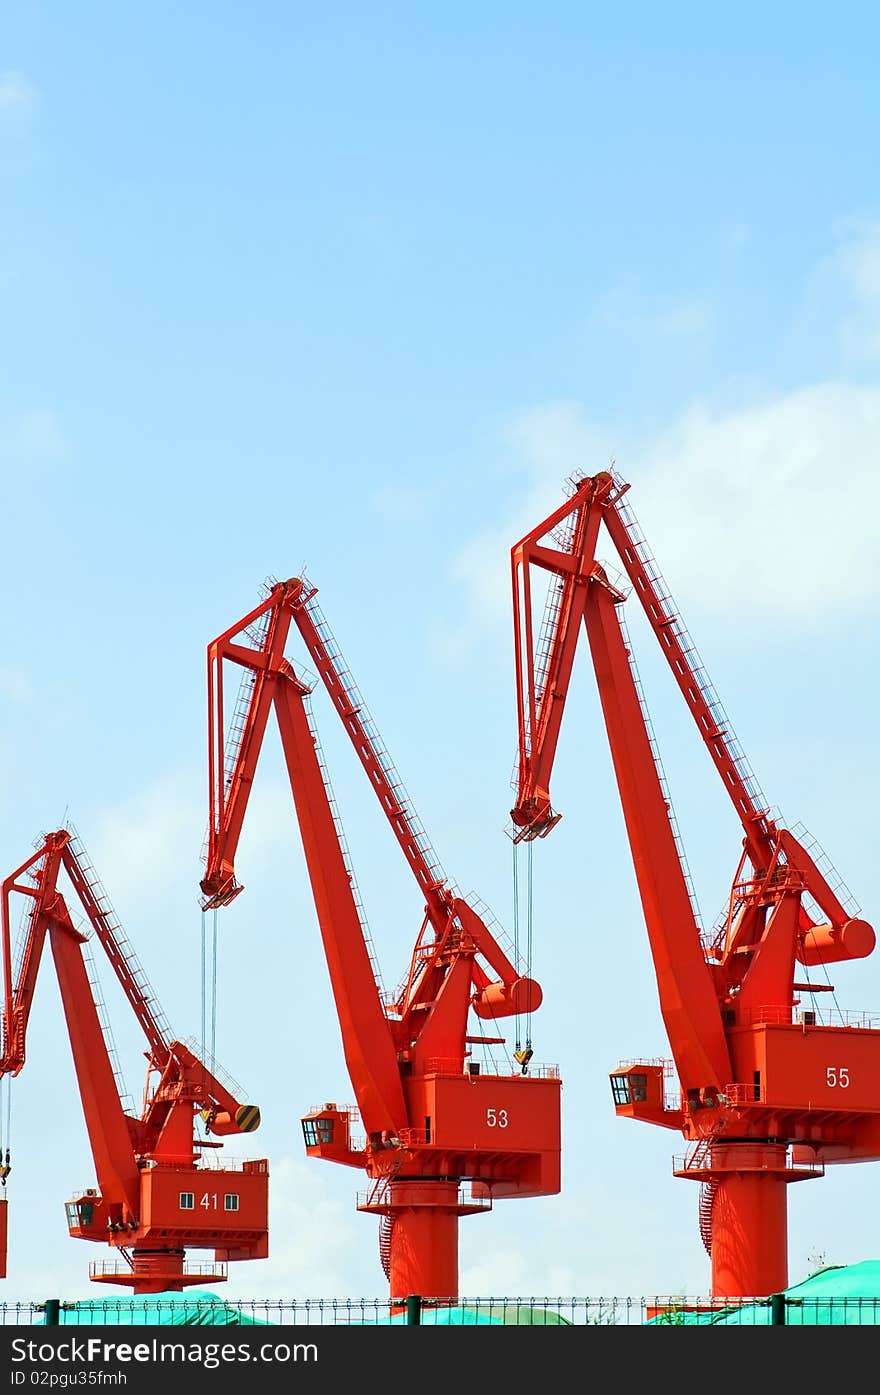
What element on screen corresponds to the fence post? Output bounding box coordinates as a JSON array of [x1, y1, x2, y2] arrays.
[[43, 1299, 61, 1326], [405, 1294, 422, 1325], [769, 1292, 786, 1326]]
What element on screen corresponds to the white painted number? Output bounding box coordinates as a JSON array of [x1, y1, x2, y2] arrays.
[[200, 1193, 219, 1210], [826, 1067, 850, 1088], [486, 1108, 509, 1128]]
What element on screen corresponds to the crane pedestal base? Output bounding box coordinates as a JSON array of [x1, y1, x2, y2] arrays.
[[675, 1142, 821, 1298], [359, 1178, 489, 1301], [90, 1250, 228, 1295]]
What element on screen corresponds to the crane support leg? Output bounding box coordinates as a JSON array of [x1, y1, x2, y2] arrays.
[[675, 1142, 820, 1297], [709, 1169, 788, 1298], [385, 1181, 463, 1301], [359, 1177, 493, 1300]]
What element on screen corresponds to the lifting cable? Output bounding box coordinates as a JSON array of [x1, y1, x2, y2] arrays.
[[200, 910, 206, 1059], [200, 907, 219, 1067], [512, 840, 520, 1053], [211, 907, 218, 1065], [512, 840, 534, 1059], [0, 1076, 11, 1185], [800, 926, 842, 1026]]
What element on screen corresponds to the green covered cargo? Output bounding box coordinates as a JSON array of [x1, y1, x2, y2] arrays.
[[37, 1290, 270, 1325], [651, 1260, 880, 1325]]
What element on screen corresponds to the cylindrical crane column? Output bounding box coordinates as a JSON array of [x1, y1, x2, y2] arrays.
[[386, 1181, 462, 1301], [709, 1149, 788, 1297]]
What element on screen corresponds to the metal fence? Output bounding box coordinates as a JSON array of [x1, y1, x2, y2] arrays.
[[1, 1293, 879, 1325]]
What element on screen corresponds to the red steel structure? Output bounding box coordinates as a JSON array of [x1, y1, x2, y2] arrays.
[[200, 576, 561, 1301], [0, 828, 268, 1292], [510, 469, 878, 1299]]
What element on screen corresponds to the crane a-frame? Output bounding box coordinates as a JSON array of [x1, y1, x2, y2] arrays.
[[510, 469, 878, 1298], [199, 576, 561, 1301], [0, 827, 268, 1293]]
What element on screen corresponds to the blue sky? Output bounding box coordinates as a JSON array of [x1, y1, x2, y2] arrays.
[[1, 1, 879, 1303]]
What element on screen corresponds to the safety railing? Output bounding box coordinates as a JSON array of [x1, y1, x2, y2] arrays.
[[138, 1155, 270, 1173], [672, 1146, 825, 1179], [87, 1260, 229, 1281], [730, 1005, 880, 1030], [355, 1181, 494, 1213], [422, 1057, 560, 1079], [6, 1292, 880, 1325]]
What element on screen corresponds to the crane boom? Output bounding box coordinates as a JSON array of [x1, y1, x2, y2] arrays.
[[582, 570, 733, 1091], [1, 829, 269, 1292], [199, 576, 561, 1300], [273, 672, 411, 1139], [512, 472, 873, 963], [510, 468, 878, 1299], [203, 578, 538, 1012], [46, 898, 143, 1216]]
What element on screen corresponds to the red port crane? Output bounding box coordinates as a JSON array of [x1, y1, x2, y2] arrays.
[[0, 827, 268, 1293], [199, 576, 561, 1301], [510, 468, 878, 1298]]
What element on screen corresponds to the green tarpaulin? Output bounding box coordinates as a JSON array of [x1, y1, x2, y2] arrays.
[[39, 1295, 570, 1327], [39, 1290, 270, 1325], [374, 1304, 572, 1325], [651, 1260, 880, 1325]]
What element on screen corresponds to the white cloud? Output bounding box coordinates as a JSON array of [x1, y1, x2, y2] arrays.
[[449, 403, 616, 630], [451, 383, 880, 634], [460, 1244, 579, 1299], [449, 223, 880, 635], [0, 72, 34, 112], [0, 411, 65, 484], [837, 221, 880, 356], [88, 775, 205, 911], [592, 290, 714, 345], [0, 666, 32, 703], [224, 1156, 372, 1299], [16, 410, 63, 455], [84, 771, 298, 916], [632, 381, 880, 622], [371, 479, 445, 522]]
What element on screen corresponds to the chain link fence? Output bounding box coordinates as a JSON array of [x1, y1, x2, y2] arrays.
[[1, 1293, 879, 1325]]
